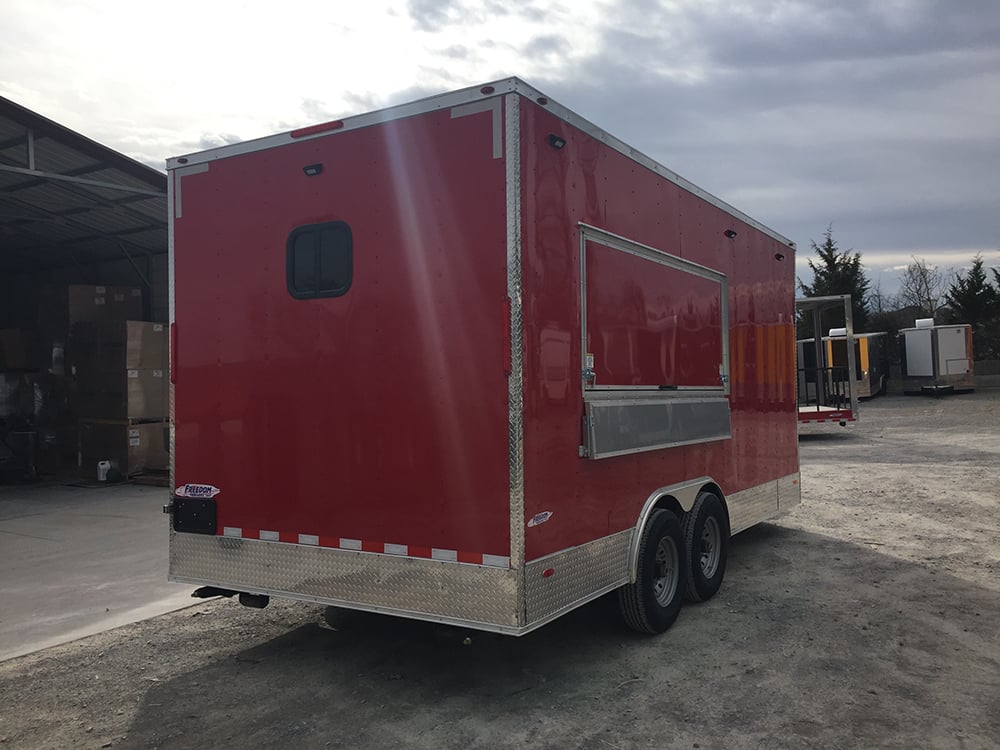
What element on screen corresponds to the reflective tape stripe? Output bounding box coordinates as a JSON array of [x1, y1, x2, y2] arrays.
[[215, 529, 507, 567]]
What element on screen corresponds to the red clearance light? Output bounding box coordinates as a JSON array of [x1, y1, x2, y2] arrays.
[[537, 97, 549, 105], [542, 568, 555, 578], [480, 86, 495, 94], [291, 120, 344, 138]]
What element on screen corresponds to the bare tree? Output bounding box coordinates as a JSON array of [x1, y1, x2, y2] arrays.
[[896, 256, 945, 319], [868, 279, 898, 316]]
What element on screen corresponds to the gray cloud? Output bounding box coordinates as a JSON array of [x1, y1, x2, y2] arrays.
[[197, 133, 242, 150], [522, 0, 1000, 290], [522, 34, 570, 59], [691, 0, 1000, 68], [300, 98, 336, 122], [598, 0, 1000, 71], [341, 91, 381, 113], [407, 0, 473, 32], [407, 0, 551, 32], [440, 44, 470, 60]]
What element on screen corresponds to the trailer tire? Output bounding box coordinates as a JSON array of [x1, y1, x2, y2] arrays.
[[618, 509, 685, 634], [681, 491, 729, 603]]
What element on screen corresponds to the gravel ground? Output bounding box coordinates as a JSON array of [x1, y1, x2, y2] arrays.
[[1, 391, 998, 749]]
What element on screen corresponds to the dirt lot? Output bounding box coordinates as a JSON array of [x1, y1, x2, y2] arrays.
[[1, 391, 998, 749]]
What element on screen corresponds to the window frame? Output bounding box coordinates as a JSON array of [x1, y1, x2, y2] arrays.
[[578, 223, 730, 398], [285, 220, 353, 300]]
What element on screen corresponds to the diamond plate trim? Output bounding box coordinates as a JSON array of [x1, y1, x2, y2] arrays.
[[167, 171, 175, 492], [728, 480, 779, 534], [524, 530, 631, 627], [169, 533, 520, 629], [505, 93, 526, 606], [777, 473, 801, 513]]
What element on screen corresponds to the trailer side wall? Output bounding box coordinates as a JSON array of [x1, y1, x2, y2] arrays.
[[519, 102, 798, 563]]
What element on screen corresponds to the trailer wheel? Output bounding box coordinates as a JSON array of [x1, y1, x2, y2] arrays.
[[681, 491, 729, 602], [618, 509, 685, 634]]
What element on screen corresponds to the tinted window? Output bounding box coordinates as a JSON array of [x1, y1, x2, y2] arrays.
[[287, 221, 352, 299]]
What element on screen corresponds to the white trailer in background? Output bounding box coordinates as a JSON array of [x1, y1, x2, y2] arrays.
[[796, 295, 858, 426], [900, 319, 974, 394]]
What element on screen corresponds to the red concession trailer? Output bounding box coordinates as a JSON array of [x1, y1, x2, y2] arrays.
[[165, 78, 800, 635]]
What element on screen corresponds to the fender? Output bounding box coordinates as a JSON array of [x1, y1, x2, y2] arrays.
[[627, 476, 727, 583]]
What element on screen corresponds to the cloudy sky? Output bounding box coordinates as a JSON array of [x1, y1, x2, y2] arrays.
[[2, 0, 998, 293]]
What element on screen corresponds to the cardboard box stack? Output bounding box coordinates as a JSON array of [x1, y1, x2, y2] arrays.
[[68, 284, 144, 325], [0, 284, 167, 481], [36, 284, 144, 375], [70, 316, 169, 479]]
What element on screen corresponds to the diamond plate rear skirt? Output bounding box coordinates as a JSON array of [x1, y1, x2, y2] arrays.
[[524, 530, 631, 626], [170, 532, 522, 631], [170, 473, 801, 634]]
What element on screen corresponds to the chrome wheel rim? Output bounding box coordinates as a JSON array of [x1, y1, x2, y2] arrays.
[[653, 536, 679, 606], [700, 516, 721, 578]]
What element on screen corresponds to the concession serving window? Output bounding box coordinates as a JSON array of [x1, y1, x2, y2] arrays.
[[578, 224, 732, 459]]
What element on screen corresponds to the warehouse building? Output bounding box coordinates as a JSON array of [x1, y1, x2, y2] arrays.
[[0, 96, 168, 482]]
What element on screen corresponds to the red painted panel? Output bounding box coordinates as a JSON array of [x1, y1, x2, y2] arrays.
[[173, 105, 511, 556], [520, 103, 798, 561], [585, 241, 724, 388]]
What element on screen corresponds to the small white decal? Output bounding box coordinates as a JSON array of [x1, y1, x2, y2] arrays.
[[175, 483, 221, 498], [527, 511, 553, 528], [585, 353, 594, 369]]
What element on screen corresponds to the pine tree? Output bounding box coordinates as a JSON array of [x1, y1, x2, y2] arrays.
[[943, 254, 1000, 358], [798, 226, 871, 332]]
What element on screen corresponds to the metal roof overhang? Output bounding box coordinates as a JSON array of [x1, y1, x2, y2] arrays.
[[0, 95, 167, 276]]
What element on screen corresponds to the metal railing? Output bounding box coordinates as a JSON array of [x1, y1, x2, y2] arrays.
[[797, 366, 850, 410]]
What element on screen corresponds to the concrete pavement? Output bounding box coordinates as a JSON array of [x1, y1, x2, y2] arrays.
[[0, 481, 196, 661]]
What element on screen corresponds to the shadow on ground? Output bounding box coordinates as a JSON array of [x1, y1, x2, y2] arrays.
[[117, 524, 1000, 749], [797, 431, 856, 443]]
